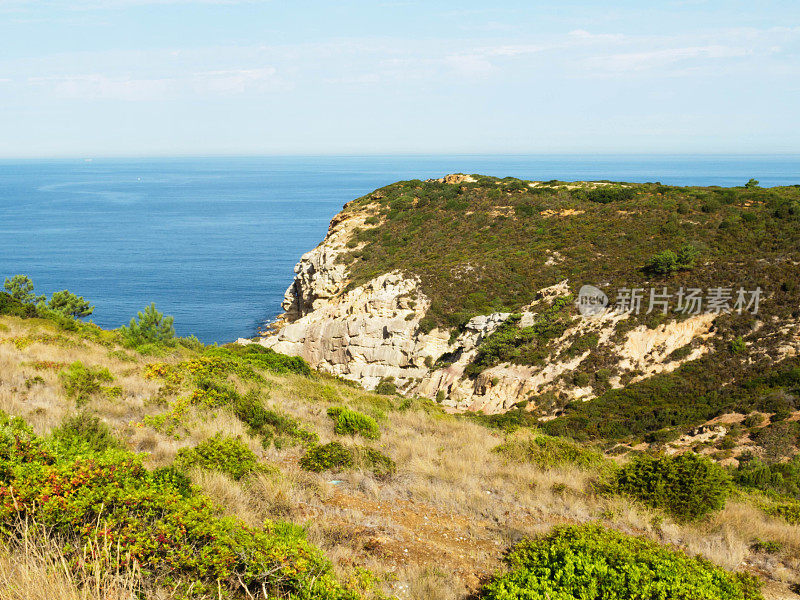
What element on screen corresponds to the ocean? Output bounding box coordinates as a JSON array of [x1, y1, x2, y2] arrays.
[[1, 154, 798, 343]]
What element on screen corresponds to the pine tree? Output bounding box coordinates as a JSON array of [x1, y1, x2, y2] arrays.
[[120, 303, 175, 344]]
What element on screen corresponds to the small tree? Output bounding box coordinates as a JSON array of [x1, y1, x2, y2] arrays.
[[676, 243, 700, 269], [615, 452, 731, 521], [3, 275, 44, 305], [745, 178, 760, 189], [120, 303, 175, 345], [645, 244, 700, 275], [48, 290, 94, 319], [645, 250, 678, 275]]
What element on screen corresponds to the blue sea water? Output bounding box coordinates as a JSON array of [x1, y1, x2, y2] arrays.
[[1, 154, 798, 343]]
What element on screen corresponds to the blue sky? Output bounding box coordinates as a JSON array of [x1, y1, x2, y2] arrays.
[[1, 0, 798, 157]]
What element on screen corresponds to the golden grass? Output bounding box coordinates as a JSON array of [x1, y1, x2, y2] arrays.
[[0, 529, 150, 600], [1, 315, 798, 598]]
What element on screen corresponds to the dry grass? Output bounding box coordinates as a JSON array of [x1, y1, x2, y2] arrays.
[[0, 525, 158, 600], [0, 315, 798, 599]]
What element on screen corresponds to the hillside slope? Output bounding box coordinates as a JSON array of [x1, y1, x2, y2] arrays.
[[256, 175, 800, 439], [1, 309, 799, 599]]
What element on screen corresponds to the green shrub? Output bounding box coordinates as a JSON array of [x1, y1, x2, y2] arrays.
[[59, 361, 114, 406], [300, 442, 354, 472], [120, 303, 175, 346], [732, 454, 800, 498], [750, 538, 782, 553], [374, 377, 397, 395], [49, 412, 121, 456], [233, 391, 318, 446], [0, 412, 353, 599], [174, 433, 263, 480], [328, 407, 380, 439], [478, 524, 762, 600], [615, 453, 731, 521], [766, 500, 800, 524], [494, 432, 609, 471], [730, 337, 747, 354], [743, 413, 764, 428], [357, 447, 396, 478], [222, 344, 312, 376], [644, 244, 700, 275]]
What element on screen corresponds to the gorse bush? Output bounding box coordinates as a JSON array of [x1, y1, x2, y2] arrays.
[[478, 524, 762, 600], [374, 377, 397, 395], [0, 412, 354, 599], [120, 303, 175, 346], [174, 434, 264, 480], [466, 297, 573, 376], [232, 391, 318, 447], [59, 361, 114, 407], [327, 407, 380, 439], [225, 343, 312, 376], [615, 452, 731, 521], [357, 447, 396, 478]]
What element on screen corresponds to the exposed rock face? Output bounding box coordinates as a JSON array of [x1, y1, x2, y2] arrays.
[[252, 176, 721, 414]]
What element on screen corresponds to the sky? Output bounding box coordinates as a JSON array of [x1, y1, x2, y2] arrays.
[[0, 0, 799, 157]]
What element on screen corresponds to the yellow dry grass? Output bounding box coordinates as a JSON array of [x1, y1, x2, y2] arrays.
[[0, 315, 798, 599]]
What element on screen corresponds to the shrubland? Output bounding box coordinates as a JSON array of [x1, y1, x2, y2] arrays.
[[3, 171, 800, 600]]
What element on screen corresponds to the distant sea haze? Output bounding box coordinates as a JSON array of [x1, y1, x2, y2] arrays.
[[1, 154, 798, 343]]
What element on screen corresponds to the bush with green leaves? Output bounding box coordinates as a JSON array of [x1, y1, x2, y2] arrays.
[[300, 441, 354, 472], [615, 452, 731, 521], [644, 244, 700, 275], [59, 361, 114, 406], [478, 524, 762, 600], [766, 500, 800, 525], [233, 391, 318, 447], [465, 297, 573, 376], [0, 412, 355, 599], [47, 289, 94, 319], [327, 406, 380, 439], [174, 433, 264, 480], [120, 302, 175, 346], [374, 377, 397, 395], [300, 442, 395, 478], [732, 454, 800, 498], [49, 412, 121, 457], [358, 447, 396, 478], [494, 432, 609, 471], [225, 343, 312, 376]]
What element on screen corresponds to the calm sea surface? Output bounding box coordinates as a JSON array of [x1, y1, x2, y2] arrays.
[[1, 155, 798, 343]]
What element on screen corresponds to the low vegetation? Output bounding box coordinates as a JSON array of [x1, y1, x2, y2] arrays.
[[478, 524, 762, 600], [615, 453, 731, 521], [3, 172, 800, 600]]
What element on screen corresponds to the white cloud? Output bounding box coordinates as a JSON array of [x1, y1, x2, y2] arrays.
[[26, 66, 283, 100], [593, 45, 751, 72]]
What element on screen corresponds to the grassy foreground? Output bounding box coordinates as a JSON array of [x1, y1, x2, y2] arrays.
[[0, 298, 798, 598]]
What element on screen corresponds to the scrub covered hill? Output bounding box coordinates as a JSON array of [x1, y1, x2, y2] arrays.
[[1, 290, 798, 599], [339, 175, 800, 330], [281, 175, 800, 441]]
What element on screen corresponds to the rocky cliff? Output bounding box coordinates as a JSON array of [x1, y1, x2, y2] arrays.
[[244, 174, 800, 415]]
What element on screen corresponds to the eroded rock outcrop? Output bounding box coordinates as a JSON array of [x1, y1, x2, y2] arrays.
[[250, 176, 722, 414]]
